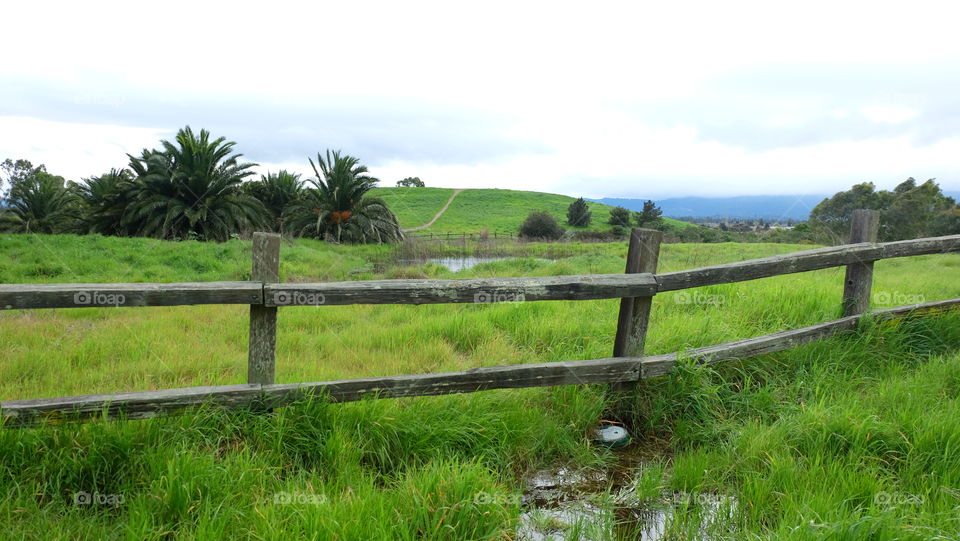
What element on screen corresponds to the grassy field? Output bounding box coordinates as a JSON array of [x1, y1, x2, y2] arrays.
[[1, 233, 960, 539], [368, 187, 455, 230], [370, 187, 697, 234]]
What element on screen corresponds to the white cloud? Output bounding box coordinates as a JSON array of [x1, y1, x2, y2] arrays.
[[2, 0, 959, 197], [861, 106, 920, 125], [0, 117, 170, 179]]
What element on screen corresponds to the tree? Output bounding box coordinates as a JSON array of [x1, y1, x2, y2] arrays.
[[519, 211, 563, 240], [243, 170, 303, 234], [566, 197, 591, 227], [0, 170, 78, 233], [287, 150, 403, 244], [880, 178, 954, 241], [808, 182, 892, 242], [930, 208, 960, 236], [893, 177, 916, 194], [1, 159, 45, 200], [608, 206, 632, 227], [810, 178, 957, 243], [75, 168, 141, 236], [634, 200, 663, 228], [125, 126, 268, 242], [396, 177, 425, 187]]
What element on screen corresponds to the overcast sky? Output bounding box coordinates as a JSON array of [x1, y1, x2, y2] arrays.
[[2, 0, 958, 198]]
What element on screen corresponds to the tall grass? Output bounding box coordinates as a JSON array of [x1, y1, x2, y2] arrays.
[[1, 233, 959, 538]]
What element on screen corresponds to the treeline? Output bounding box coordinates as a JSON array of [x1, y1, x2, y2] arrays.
[[0, 126, 403, 244], [517, 198, 667, 240], [809, 178, 959, 243]]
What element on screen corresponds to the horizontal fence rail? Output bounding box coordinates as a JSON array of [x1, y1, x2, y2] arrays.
[[656, 235, 960, 292], [265, 274, 658, 306], [1, 235, 956, 311], [4, 297, 958, 427], [0, 282, 263, 310], [1, 218, 958, 427]]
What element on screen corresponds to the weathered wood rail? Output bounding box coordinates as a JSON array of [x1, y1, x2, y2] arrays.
[[1, 211, 959, 426], [4, 236, 957, 310], [4, 297, 959, 427]]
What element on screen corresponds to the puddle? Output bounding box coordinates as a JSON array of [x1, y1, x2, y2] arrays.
[[518, 465, 737, 540], [396, 256, 533, 272]]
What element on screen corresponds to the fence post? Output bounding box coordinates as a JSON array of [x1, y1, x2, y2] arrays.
[[613, 227, 663, 355], [841, 209, 880, 317], [610, 228, 662, 394], [248, 232, 281, 385]]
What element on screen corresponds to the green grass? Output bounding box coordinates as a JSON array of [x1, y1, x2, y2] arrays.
[[1, 233, 959, 539], [370, 186, 697, 234], [368, 187, 454, 229]]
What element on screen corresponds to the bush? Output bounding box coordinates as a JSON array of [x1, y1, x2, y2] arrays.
[[566, 197, 592, 227], [634, 200, 663, 229], [608, 206, 632, 227], [519, 211, 564, 240], [931, 209, 960, 236]]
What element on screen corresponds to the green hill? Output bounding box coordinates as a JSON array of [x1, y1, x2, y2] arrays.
[[370, 187, 697, 234]]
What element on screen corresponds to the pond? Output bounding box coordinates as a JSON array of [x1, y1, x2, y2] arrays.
[[396, 256, 520, 272]]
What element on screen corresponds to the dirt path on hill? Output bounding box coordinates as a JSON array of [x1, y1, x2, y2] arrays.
[[401, 189, 465, 232]]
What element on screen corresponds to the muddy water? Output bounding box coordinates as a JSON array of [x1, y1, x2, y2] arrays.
[[398, 256, 515, 271], [518, 465, 736, 540]]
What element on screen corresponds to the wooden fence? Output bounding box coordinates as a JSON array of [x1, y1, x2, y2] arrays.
[[407, 231, 516, 240], [2, 210, 959, 427]]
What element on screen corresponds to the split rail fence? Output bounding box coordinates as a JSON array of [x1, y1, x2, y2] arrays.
[[408, 231, 516, 240], [2, 210, 959, 427]]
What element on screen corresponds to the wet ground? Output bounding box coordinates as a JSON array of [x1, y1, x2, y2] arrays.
[[517, 446, 736, 540]]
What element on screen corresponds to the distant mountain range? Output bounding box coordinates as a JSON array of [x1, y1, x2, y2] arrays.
[[591, 195, 827, 221], [593, 192, 960, 221]]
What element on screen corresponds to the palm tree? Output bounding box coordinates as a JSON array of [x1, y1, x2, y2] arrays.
[[0, 171, 78, 233], [243, 170, 303, 234], [287, 150, 403, 244], [75, 168, 141, 236], [126, 126, 268, 241]]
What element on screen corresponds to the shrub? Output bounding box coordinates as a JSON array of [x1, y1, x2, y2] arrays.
[[608, 206, 632, 227], [634, 200, 663, 229], [519, 211, 564, 240], [566, 197, 592, 227]]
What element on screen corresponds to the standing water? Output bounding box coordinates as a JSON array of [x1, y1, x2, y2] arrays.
[[396, 256, 522, 271], [517, 465, 737, 540]]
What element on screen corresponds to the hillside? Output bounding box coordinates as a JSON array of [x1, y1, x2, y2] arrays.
[[371, 187, 697, 234]]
